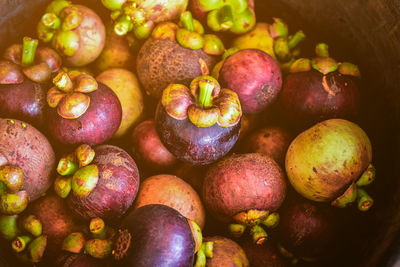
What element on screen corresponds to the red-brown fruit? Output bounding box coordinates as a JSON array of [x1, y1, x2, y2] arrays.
[[0, 118, 55, 201], [46, 82, 122, 146], [67, 145, 140, 221], [239, 238, 286, 267], [204, 236, 249, 267]]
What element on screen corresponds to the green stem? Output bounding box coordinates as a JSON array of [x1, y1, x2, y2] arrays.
[[274, 37, 290, 62], [315, 43, 329, 58], [356, 164, 376, 187], [12, 235, 32, 253], [288, 30, 306, 50], [90, 218, 106, 239], [21, 37, 38, 67], [114, 15, 133, 36], [357, 188, 374, 212], [197, 80, 214, 108], [180, 11, 195, 32], [331, 183, 357, 208], [41, 13, 61, 30], [250, 225, 268, 245]]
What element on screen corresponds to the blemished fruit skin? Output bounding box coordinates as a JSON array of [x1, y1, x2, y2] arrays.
[[285, 118, 372, 202], [219, 49, 282, 114], [203, 153, 286, 222], [239, 238, 286, 267], [46, 82, 122, 146], [56, 252, 106, 267], [0, 118, 55, 201], [67, 145, 140, 221], [136, 38, 217, 99], [114, 204, 195, 267], [204, 236, 249, 267]]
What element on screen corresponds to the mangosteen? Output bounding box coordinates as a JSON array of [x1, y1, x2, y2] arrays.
[[130, 120, 178, 173], [279, 43, 361, 129], [46, 71, 122, 146], [218, 48, 282, 114], [155, 75, 242, 165], [136, 11, 223, 99], [37, 0, 106, 66], [0, 37, 61, 128], [133, 174, 206, 229], [102, 0, 188, 39], [285, 118, 375, 211], [113, 204, 198, 267], [276, 194, 336, 263], [57, 251, 108, 267], [203, 153, 287, 244], [239, 237, 286, 267], [190, 0, 256, 34], [0, 118, 55, 207], [54, 144, 140, 221]]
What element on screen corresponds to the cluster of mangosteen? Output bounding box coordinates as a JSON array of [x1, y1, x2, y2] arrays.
[[0, 0, 376, 266]]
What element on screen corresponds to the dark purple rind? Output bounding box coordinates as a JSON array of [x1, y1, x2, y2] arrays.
[[0, 79, 47, 129], [239, 238, 286, 267], [117, 204, 195, 267], [46, 82, 122, 146], [136, 38, 217, 99], [155, 103, 241, 165], [279, 70, 360, 129], [203, 153, 286, 222], [0, 118, 55, 201], [219, 49, 282, 114], [67, 145, 140, 221]]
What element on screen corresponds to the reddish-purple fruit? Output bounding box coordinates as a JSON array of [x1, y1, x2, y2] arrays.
[[277, 195, 336, 262], [203, 236, 249, 267], [219, 49, 282, 114], [240, 238, 286, 267], [203, 153, 286, 243], [67, 145, 140, 221], [56, 252, 107, 267], [131, 120, 178, 173], [0, 119, 55, 201], [240, 125, 292, 166], [279, 43, 361, 129], [46, 72, 122, 146], [113, 204, 196, 267]]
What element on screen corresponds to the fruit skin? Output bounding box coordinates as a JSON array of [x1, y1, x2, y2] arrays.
[[114, 204, 195, 267], [136, 37, 217, 99], [0, 119, 55, 201], [277, 195, 336, 260], [203, 153, 286, 222], [239, 237, 286, 267], [133, 0, 188, 24], [67, 145, 140, 221], [219, 49, 282, 114], [133, 174, 205, 229], [0, 79, 47, 129], [285, 118, 372, 202], [279, 69, 360, 129], [21, 193, 80, 253], [204, 236, 249, 267], [130, 120, 178, 172], [46, 82, 122, 146], [96, 68, 144, 138], [155, 102, 241, 165], [56, 251, 106, 267]]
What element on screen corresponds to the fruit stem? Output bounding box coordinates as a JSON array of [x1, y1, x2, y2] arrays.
[[57, 157, 78, 176], [194, 241, 214, 267], [288, 30, 306, 50], [315, 43, 329, 58], [114, 15, 133, 36], [21, 37, 38, 67], [41, 13, 61, 30], [61, 8, 82, 31], [356, 164, 376, 187], [90, 218, 107, 239], [197, 80, 215, 108], [21, 215, 42, 237], [250, 225, 268, 245], [180, 11, 195, 32], [228, 223, 246, 238], [331, 182, 357, 208], [357, 188, 374, 212], [12, 235, 32, 253], [274, 37, 290, 62]]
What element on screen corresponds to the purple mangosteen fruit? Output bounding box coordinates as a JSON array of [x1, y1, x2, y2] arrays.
[[113, 204, 199, 267], [279, 43, 361, 129], [0, 37, 61, 128], [218, 48, 282, 114], [37, 0, 106, 66], [239, 237, 286, 267], [155, 75, 242, 165], [54, 144, 140, 221], [46, 71, 122, 146], [285, 118, 375, 211], [203, 153, 287, 244], [136, 11, 223, 99]]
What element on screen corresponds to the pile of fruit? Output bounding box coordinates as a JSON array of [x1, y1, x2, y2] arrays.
[[0, 0, 376, 266]]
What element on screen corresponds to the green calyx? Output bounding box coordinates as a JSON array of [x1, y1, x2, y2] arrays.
[[0, 215, 19, 240], [250, 224, 268, 245], [90, 218, 107, 239], [0, 165, 24, 193], [21, 215, 42, 237], [85, 238, 113, 259], [0, 190, 29, 215], [12, 235, 32, 253], [101, 0, 126, 10], [71, 164, 99, 198], [54, 175, 72, 198], [75, 144, 96, 167], [57, 157, 78, 176], [228, 223, 246, 238], [52, 30, 80, 57], [194, 241, 214, 267], [62, 232, 86, 253], [28, 235, 47, 263]]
